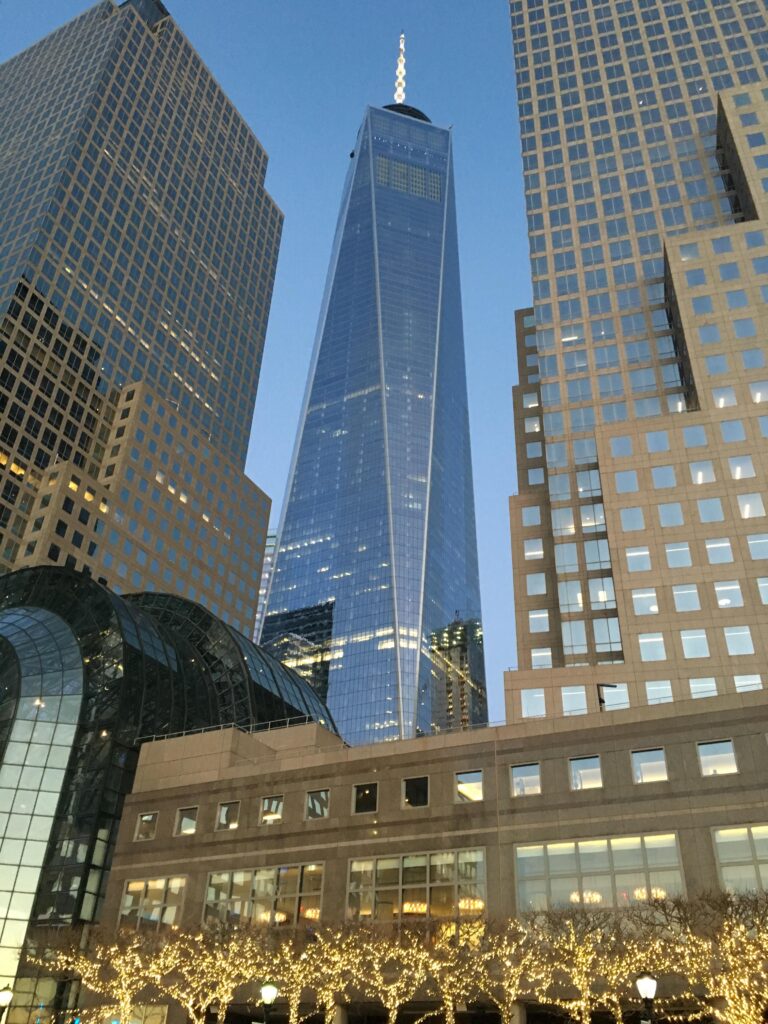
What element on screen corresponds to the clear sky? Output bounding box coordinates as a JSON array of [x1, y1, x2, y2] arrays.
[[1, 1, 530, 721]]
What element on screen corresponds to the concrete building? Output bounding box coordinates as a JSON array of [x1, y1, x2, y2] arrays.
[[0, 0, 280, 632]]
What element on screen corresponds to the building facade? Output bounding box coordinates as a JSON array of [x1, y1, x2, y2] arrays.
[[507, 0, 768, 724], [263, 99, 486, 744], [0, 0, 280, 632], [0, 565, 334, 994]]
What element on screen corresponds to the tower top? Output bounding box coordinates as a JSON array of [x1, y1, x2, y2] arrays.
[[394, 33, 406, 104]]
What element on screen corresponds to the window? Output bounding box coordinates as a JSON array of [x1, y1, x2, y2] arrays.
[[215, 802, 240, 831], [757, 578, 768, 604], [598, 682, 629, 711], [697, 740, 738, 777], [353, 783, 378, 814], [515, 832, 683, 910], [529, 609, 550, 633], [665, 542, 691, 568], [690, 461, 716, 484], [615, 470, 639, 493], [631, 749, 668, 784], [627, 546, 651, 571], [120, 877, 186, 931], [690, 677, 718, 699], [589, 578, 616, 609], [724, 625, 755, 656], [260, 795, 284, 824], [569, 755, 602, 791], [729, 455, 755, 480], [134, 812, 158, 842], [524, 539, 544, 560], [511, 763, 542, 797], [748, 534, 768, 559], [632, 588, 658, 615], [706, 538, 733, 564], [653, 466, 676, 489], [621, 507, 645, 531], [714, 581, 743, 608], [658, 502, 683, 527], [205, 863, 323, 926], [174, 806, 198, 836], [562, 685, 588, 716], [639, 633, 666, 662], [526, 573, 546, 596], [735, 673, 762, 692], [681, 629, 709, 659], [558, 580, 582, 612], [738, 493, 765, 519], [521, 688, 546, 718], [403, 776, 429, 808], [306, 789, 330, 819], [672, 584, 700, 612], [455, 771, 483, 803], [522, 506, 541, 527], [347, 848, 486, 923], [714, 824, 768, 892]]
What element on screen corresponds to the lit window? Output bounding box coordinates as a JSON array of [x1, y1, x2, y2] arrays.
[[598, 683, 629, 711], [353, 783, 378, 814], [524, 539, 544, 560], [529, 609, 550, 633], [714, 824, 768, 892], [562, 686, 588, 716], [206, 863, 323, 927], [174, 807, 198, 837], [738, 493, 765, 518], [706, 538, 733, 564], [455, 770, 483, 803], [134, 812, 158, 842], [729, 455, 755, 480], [215, 802, 240, 831], [632, 588, 659, 615], [681, 629, 710, 659], [673, 584, 700, 612], [626, 546, 651, 571], [639, 633, 666, 662], [260, 795, 284, 824], [748, 534, 768, 559], [403, 776, 429, 808], [697, 740, 738, 777], [724, 625, 755, 656], [120, 877, 186, 931], [569, 755, 602, 791], [714, 581, 743, 608], [511, 763, 542, 797], [646, 679, 673, 704], [690, 677, 718, 699], [588, 577, 615, 609], [750, 381, 768, 403], [631, 749, 668, 784], [690, 461, 716, 485], [734, 674, 762, 693], [531, 649, 552, 670], [665, 542, 691, 568]]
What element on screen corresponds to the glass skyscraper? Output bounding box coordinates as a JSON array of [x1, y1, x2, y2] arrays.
[[506, 0, 768, 723], [264, 100, 486, 744]]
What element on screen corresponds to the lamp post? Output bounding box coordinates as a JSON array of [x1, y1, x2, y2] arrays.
[[260, 984, 278, 1024], [635, 973, 657, 1023], [0, 985, 13, 1024]]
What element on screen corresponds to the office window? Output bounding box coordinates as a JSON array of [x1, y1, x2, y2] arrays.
[[403, 776, 429, 808], [621, 507, 645, 532], [645, 430, 669, 453], [697, 498, 723, 523], [729, 456, 755, 480], [524, 539, 544, 560], [672, 584, 700, 612], [706, 538, 733, 564], [120, 877, 186, 931], [690, 461, 716, 485], [589, 577, 615, 609], [215, 801, 240, 831], [697, 740, 738, 777], [529, 609, 550, 633], [645, 679, 673, 705], [515, 832, 683, 910], [615, 470, 639, 493], [690, 677, 718, 700], [569, 755, 602, 791], [562, 686, 588, 716], [714, 581, 743, 609], [639, 633, 666, 662], [353, 783, 378, 814], [260, 795, 284, 824], [748, 534, 768, 559], [738, 493, 765, 519], [757, 578, 768, 604], [598, 682, 629, 711], [174, 806, 198, 837], [455, 770, 483, 803], [681, 629, 710, 659], [306, 789, 330, 819], [714, 824, 768, 892], [750, 381, 768, 403], [627, 546, 651, 571], [205, 863, 323, 927], [521, 688, 545, 718], [658, 502, 683, 527], [134, 812, 158, 842], [511, 763, 542, 797], [347, 849, 485, 923], [631, 749, 668, 784], [531, 649, 552, 670], [558, 580, 582, 612], [632, 588, 658, 615], [665, 542, 691, 568], [724, 625, 755, 657], [653, 466, 677, 489], [734, 674, 762, 693], [526, 573, 546, 596]]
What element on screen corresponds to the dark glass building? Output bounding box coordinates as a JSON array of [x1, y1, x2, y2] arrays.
[[263, 101, 487, 744], [0, 565, 333, 988]]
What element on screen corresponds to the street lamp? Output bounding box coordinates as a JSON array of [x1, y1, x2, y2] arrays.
[[260, 984, 278, 1024], [0, 985, 13, 1024], [635, 973, 657, 1023]]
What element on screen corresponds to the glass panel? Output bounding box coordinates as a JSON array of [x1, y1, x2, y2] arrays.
[[455, 771, 483, 802]]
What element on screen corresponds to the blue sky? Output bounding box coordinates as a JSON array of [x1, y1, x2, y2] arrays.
[[2, 1, 530, 720]]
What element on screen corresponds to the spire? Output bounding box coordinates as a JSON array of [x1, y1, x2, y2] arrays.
[[394, 32, 406, 104]]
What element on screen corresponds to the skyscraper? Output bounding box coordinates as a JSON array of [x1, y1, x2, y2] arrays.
[[0, 0, 281, 632], [506, 0, 768, 721], [263, 44, 486, 744]]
